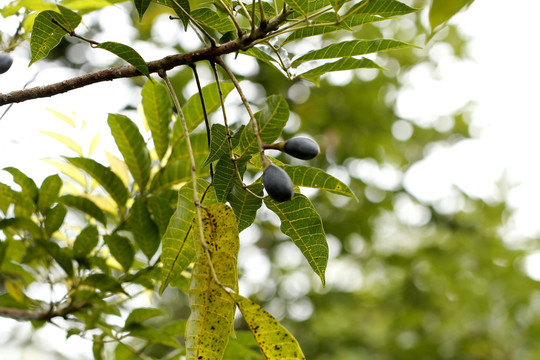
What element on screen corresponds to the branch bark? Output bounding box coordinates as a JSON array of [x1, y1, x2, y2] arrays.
[[0, 7, 293, 107], [0, 301, 86, 321]]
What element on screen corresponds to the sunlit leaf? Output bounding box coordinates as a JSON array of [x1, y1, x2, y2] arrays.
[[97, 42, 149, 77], [107, 113, 152, 191], [233, 293, 306, 359], [186, 203, 239, 360], [142, 80, 172, 160], [292, 39, 413, 66], [39, 131, 83, 156]]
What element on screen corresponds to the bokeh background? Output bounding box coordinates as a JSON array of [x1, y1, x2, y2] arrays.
[[2, 0, 540, 358]]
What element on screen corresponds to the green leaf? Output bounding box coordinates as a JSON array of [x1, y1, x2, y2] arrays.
[[66, 157, 129, 207], [264, 194, 328, 285], [0, 218, 42, 238], [141, 80, 172, 160], [147, 190, 176, 237], [429, 0, 474, 31], [233, 293, 306, 360], [107, 113, 152, 191], [153, 0, 191, 29], [292, 39, 413, 66], [203, 124, 230, 167], [39, 131, 83, 156], [237, 95, 289, 157], [3, 167, 38, 202], [125, 308, 163, 329], [41, 158, 87, 188], [0, 183, 34, 217], [129, 326, 181, 348], [44, 204, 67, 237], [73, 225, 99, 259], [299, 57, 384, 84], [287, 0, 308, 17], [228, 182, 263, 232], [37, 239, 74, 277], [159, 179, 216, 294], [282, 14, 385, 46], [129, 197, 160, 260], [58, 194, 107, 225], [172, 82, 235, 142], [83, 273, 126, 294], [186, 203, 239, 360], [169, 131, 209, 165], [97, 42, 149, 77], [38, 174, 62, 214], [346, 0, 419, 18], [192, 8, 235, 34], [29, 6, 82, 65], [104, 234, 135, 272], [213, 155, 249, 203], [283, 165, 357, 199], [133, 0, 152, 20]]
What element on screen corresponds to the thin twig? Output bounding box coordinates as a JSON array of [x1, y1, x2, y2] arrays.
[[159, 69, 223, 288], [190, 64, 214, 181]]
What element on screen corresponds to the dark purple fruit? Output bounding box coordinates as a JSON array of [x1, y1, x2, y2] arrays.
[[262, 164, 294, 202], [0, 53, 13, 74], [283, 137, 320, 160]]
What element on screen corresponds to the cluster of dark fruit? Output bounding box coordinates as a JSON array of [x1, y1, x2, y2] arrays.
[[0, 53, 13, 74], [262, 137, 319, 202]]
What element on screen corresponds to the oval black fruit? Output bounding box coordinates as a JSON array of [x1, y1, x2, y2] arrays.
[[0, 53, 13, 74], [283, 137, 320, 160], [262, 164, 294, 202]]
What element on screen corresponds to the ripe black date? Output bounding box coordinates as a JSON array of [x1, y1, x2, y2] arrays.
[[262, 164, 294, 202], [283, 137, 320, 160], [0, 53, 13, 74]]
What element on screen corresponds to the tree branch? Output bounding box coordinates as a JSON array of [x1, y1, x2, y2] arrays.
[[0, 7, 293, 107], [0, 301, 86, 321]]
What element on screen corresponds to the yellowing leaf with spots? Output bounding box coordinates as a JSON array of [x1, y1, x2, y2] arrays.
[[186, 203, 239, 360], [233, 293, 306, 360]]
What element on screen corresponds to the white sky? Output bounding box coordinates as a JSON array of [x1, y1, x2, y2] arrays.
[[1, 0, 540, 358]]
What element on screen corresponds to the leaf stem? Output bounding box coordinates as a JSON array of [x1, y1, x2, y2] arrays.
[[159, 69, 222, 287], [190, 64, 214, 182], [215, 57, 268, 168]]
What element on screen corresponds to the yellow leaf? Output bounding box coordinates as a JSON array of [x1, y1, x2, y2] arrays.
[[41, 158, 86, 188], [104, 151, 130, 187], [186, 203, 239, 360], [39, 130, 83, 156], [46, 108, 76, 127], [89, 132, 101, 156]]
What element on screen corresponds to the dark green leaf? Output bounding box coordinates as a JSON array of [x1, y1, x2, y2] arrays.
[[103, 234, 135, 272], [133, 0, 152, 20], [107, 113, 152, 191], [97, 42, 149, 77], [146, 189, 176, 237], [0, 183, 34, 217], [213, 155, 249, 203], [66, 157, 129, 207], [73, 225, 99, 259], [153, 0, 191, 29], [58, 194, 107, 225], [264, 194, 328, 285], [0, 218, 41, 238], [44, 204, 67, 237], [129, 197, 160, 260], [38, 174, 62, 214], [142, 80, 172, 160]]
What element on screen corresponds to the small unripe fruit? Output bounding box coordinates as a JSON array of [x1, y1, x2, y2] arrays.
[[262, 165, 294, 202], [283, 137, 320, 160], [0, 53, 13, 74]]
